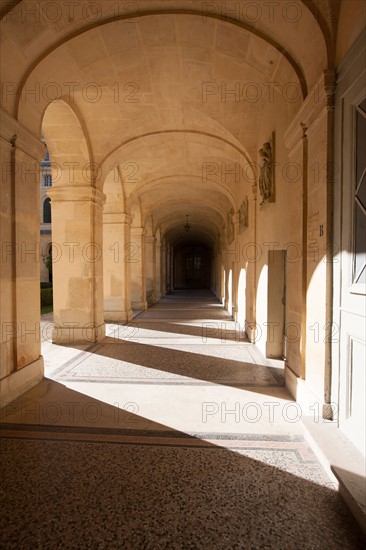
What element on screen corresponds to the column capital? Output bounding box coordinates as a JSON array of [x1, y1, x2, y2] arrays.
[[103, 212, 132, 225], [121, 213, 132, 225], [131, 226, 145, 237], [48, 186, 106, 207], [144, 235, 156, 244]]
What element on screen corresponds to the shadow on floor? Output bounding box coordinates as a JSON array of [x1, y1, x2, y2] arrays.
[[1, 382, 365, 549], [51, 338, 285, 389]]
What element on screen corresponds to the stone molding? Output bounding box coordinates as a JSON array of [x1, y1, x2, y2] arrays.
[[0, 107, 45, 161], [0, 356, 44, 407], [48, 185, 106, 207], [284, 70, 336, 153], [130, 227, 145, 237], [144, 235, 157, 244], [103, 213, 132, 225]]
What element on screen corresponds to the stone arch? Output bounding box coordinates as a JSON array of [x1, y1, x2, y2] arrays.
[[14, 6, 328, 119], [41, 100, 105, 344], [41, 100, 93, 188]]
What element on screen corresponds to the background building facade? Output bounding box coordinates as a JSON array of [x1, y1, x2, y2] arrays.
[[40, 144, 52, 283]]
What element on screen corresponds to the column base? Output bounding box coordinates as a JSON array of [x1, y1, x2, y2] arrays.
[[0, 356, 44, 406], [52, 324, 105, 345], [266, 341, 284, 359], [131, 300, 148, 311], [147, 291, 156, 307], [245, 322, 257, 343], [285, 363, 325, 416], [104, 309, 133, 323]]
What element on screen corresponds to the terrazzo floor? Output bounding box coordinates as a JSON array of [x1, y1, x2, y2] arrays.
[[1, 290, 365, 548]]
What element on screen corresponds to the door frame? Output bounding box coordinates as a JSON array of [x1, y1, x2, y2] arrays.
[[333, 30, 366, 454]]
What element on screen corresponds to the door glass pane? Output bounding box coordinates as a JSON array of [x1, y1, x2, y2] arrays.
[[354, 202, 366, 283], [356, 108, 366, 181], [353, 101, 366, 286], [359, 98, 366, 114]]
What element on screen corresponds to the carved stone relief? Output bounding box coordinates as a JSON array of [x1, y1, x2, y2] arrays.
[[239, 196, 249, 233], [227, 208, 234, 244], [259, 133, 275, 205]]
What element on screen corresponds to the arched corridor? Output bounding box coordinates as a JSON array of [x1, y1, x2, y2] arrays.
[[0, 0, 365, 545]]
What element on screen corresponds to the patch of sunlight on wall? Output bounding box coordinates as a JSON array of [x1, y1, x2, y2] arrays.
[[237, 268, 246, 329], [228, 269, 233, 313], [223, 268, 226, 305], [256, 265, 268, 355]]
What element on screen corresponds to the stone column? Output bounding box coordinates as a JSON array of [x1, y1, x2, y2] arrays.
[[155, 238, 162, 301], [161, 240, 167, 296], [232, 212, 240, 321], [249, 183, 258, 343], [0, 132, 15, 386], [48, 186, 105, 344], [170, 245, 175, 291], [210, 244, 216, 292], [218, 239, 225, 303], [166, 244, 172, 294], [224, 240, 229, 311], [103, 213, 132, 322], [130, 227, 147, 310], [0, 110, 45, 404], [145, 235, 156, 306]]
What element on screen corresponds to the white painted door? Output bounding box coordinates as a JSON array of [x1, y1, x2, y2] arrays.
[[337, 69, 366, 455]]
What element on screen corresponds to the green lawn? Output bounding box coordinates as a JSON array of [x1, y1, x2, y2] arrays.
[[41, 305, 53, 315]]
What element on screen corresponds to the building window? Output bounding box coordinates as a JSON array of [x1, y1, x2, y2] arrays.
[[44, 174, 52, 187], [185, 254, 202, 271], [43, 198, 51, 224]]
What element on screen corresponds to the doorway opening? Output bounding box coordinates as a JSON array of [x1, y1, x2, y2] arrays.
[[40, 144, 53, 314], [266, 250, 287, 359], [173, 244, 212, 289]]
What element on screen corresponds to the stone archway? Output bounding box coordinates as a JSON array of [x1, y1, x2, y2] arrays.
[[42, 100, 105, 344]]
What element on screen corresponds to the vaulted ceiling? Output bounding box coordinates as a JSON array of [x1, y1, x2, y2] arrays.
[[0, 0, 340, 243]]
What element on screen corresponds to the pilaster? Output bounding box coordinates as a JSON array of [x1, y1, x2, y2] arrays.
[[103, 212, 133, 322], [0, 111, 45, 404], [284, 70, 337, 414], [130, 226, 147, 310], [47, 185, 106, 344]]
